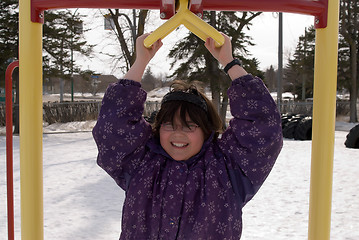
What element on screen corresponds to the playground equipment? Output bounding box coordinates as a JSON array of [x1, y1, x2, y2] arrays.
[[143, 0, 225, 48], [5, 60, 19, 240], [12, 0, 339, 239]]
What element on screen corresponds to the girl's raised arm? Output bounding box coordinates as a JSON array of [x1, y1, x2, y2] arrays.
[[124, 33, 163, 82], [205, 33, 247, 80]]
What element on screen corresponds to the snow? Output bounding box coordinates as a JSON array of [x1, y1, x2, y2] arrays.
[[1, 121, 359, 239], [42, 93, 104, 102], [147, 87, 170, 102], [270, 92, 297, 101]]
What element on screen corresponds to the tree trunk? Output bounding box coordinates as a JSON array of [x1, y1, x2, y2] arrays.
[[220, 93, 229, 128], [109, 9, 149, 68], [207, 11, 221, 114], [339, 0, 358, 122], [207, 10, 232, 127], [207, 51, 221, 112], [349, 41, 358, 122]]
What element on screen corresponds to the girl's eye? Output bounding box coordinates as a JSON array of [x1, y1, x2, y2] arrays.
[[182, 124, 199, 132], [161, 123, 174, 131], [160, 122, 199, 132]]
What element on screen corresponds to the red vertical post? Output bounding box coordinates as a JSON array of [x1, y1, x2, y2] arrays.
[[5, 60, 19, 240]]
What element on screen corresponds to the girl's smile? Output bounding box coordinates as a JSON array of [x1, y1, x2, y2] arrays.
[[171, 142, 189, 148]]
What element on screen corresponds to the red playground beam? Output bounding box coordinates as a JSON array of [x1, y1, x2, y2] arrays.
[[31, 0, 328, 28]]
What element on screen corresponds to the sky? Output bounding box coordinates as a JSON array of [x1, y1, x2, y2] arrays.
[[76, 10, 314, 78]]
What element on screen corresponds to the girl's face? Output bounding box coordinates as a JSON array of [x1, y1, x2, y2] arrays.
[[159, 109, 205, 161]]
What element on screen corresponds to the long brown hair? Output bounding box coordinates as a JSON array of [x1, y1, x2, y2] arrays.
[[153, 80, 223, 140]]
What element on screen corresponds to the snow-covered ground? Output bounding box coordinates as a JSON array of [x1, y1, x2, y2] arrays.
[[42, 92, 104, 102], [0, 120, 358, 239]]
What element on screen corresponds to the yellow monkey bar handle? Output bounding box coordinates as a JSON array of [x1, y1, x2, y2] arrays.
[[144, 0, 224, 48]]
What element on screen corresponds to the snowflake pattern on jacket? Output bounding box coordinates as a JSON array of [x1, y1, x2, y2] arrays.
[[92, 74, 283, 240]]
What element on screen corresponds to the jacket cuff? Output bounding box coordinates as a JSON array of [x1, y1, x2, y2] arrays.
[[231, 74, 255, 85], [118, 79, 142, 87]]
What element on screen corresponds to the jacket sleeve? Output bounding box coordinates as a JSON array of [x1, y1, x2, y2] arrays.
[[92, 79, 152, 190], [218, 74, 283, 204]]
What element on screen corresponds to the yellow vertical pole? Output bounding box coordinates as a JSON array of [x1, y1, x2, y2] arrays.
[[308, 0, 340, 239], [19, 0, 44, 239]]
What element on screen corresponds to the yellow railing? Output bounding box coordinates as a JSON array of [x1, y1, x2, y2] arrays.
[[308, 0, 340, 239]]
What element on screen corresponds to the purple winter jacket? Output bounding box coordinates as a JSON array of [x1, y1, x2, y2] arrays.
[[92, 74, 283, 240]]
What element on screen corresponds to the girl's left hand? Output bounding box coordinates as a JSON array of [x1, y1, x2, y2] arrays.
[[205, 32, 233, 67]]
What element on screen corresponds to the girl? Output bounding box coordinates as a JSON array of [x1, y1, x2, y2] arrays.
[[93, 33, 283, 240]]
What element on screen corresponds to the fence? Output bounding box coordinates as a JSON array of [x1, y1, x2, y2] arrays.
[[278, 100, 354, 116], [0, 101, 102, 126], [0, 101, 161, 126], [42, 101, 101, 124], [0, 100, 356, 126]]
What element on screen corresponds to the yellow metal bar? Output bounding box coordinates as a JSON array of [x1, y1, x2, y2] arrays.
[[19, 0, 44, 239], [308, 0, 340, 239], [144, 13, 183, 48], [144, 0, 224, 48], [182, 12, 224, 46]]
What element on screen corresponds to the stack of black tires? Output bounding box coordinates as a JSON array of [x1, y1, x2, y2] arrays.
[[281, 113, 313, 141], [344, 124, 359, 149], [281, 113, 359, 149]]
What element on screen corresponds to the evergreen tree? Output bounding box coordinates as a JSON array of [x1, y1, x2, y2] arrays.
[[339, 0, 358, 122], [264, 65, 276, 92], [337, 34, 352, 92], [0, 3, 94, 85], [0, 0, 18, 88], [142, 68, 162, 92], [284, 0, 358, 122], [283, 27, 315, 100], [42, 10, 94, 80]]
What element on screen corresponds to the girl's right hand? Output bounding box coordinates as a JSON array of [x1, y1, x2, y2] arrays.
[[136, 33, 163, 65], [123, 34, 163, 82]]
